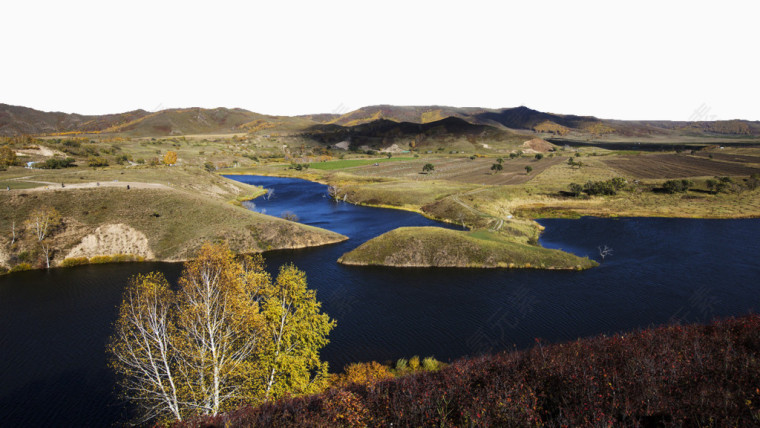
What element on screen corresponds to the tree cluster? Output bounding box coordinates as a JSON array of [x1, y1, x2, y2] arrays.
[[662, 179, 694, 194], [108, 243, 334, 423], [568, 178, 626, 197]]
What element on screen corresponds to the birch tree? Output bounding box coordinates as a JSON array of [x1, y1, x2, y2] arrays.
[[175, 243, 264, 416], [108, 273, 183, 423], [260, 264, 334, 400], [109, 243, 334, 422], [25, 206, 61, 242]]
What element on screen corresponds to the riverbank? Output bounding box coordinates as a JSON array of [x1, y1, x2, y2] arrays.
[[338, 227, 597, 269]]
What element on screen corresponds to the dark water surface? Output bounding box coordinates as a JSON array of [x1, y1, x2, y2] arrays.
[[1, 174, 759, 425]]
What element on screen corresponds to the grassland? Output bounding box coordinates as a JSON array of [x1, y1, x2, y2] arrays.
[[338, 227, 597, 269]]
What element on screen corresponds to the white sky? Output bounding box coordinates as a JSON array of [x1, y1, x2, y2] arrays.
[[2, 0, 758, 121]]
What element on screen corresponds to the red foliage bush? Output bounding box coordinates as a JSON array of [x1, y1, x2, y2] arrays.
[[179, 315, 760, 427]]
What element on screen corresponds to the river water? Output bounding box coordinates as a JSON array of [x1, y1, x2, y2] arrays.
[[1, 174, 758, 425]]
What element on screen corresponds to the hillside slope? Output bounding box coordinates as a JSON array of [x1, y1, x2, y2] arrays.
[[186, 315, 760, 427]]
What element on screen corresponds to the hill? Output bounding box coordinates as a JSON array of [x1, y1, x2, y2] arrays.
[[338, 226, 597, 269], [0, 104, 320, 137], [0, 103, 150, 136], [184, 314, 760, 427], [2, 103, 760, 143]]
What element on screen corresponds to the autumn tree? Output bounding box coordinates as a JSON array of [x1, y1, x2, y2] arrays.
[[109, 243, 334, 423], [109, 273, 183, 422], [258, 264, 334, 401], [163, 151, 178, 165]]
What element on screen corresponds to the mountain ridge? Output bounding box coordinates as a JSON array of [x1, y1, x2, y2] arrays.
[[2, 102, 759, 141]]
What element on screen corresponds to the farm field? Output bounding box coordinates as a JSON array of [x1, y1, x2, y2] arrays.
[[345, 156, 564, 185], [602, 153, 760, 179]]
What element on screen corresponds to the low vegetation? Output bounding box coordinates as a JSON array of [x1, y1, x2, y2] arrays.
[[184, 315, 760, 427]]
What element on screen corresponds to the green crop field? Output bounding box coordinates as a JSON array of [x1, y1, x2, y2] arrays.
[[307, 157, 415, 170]]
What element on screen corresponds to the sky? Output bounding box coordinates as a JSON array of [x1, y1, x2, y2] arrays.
[[2, 0, 758, 121]]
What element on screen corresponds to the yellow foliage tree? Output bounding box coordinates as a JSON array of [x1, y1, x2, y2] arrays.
[[109, 243, 335, 423], [163, 151, 178, 165]]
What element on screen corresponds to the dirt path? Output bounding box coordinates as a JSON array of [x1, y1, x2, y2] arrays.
[[14, 181, 170, 192]]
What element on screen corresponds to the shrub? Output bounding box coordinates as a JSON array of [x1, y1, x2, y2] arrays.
[[88, 156, 109, 167], [280, 211, 299, 222], [395, 358, 408, 371], [9, 263, 32, 273], [89, 254, 145, 264], [334, 361, 393, 387], [61, 257, 89, 267], [17, 250, 35, 263], [408, 355, 420, 370], [39, 157, 76, 169], [535, 153, 543, 160], [422, 356, 441, 371]]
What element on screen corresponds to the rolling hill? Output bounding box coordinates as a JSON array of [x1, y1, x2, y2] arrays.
[[2, 103, 759, 143]]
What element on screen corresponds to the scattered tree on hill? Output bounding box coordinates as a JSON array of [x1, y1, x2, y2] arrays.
[[386, 152, 392, 159], [0, 145, 17, 166], [525, 166, 533, 174], [422, 163, 435, 173], [490, 163, 503, 174], [535, 153, 544, 160], [497, 157, 504, 164], [109, 243, 334, 423], [25, 207, 61, 242], [163, 151, 178, 165], [567, 157, 583, 169], [24, 207, 61, 269]]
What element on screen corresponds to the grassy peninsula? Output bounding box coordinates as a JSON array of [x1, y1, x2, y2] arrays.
[[338, 227, 597, 269]]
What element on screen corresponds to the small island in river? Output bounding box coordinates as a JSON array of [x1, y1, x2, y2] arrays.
[[338, 226, 598, 269]]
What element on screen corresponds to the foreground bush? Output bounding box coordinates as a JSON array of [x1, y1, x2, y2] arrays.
[[186, 315, 760, 427]]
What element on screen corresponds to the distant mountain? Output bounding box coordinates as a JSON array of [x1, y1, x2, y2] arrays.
[[1, 102, 758, 141]]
